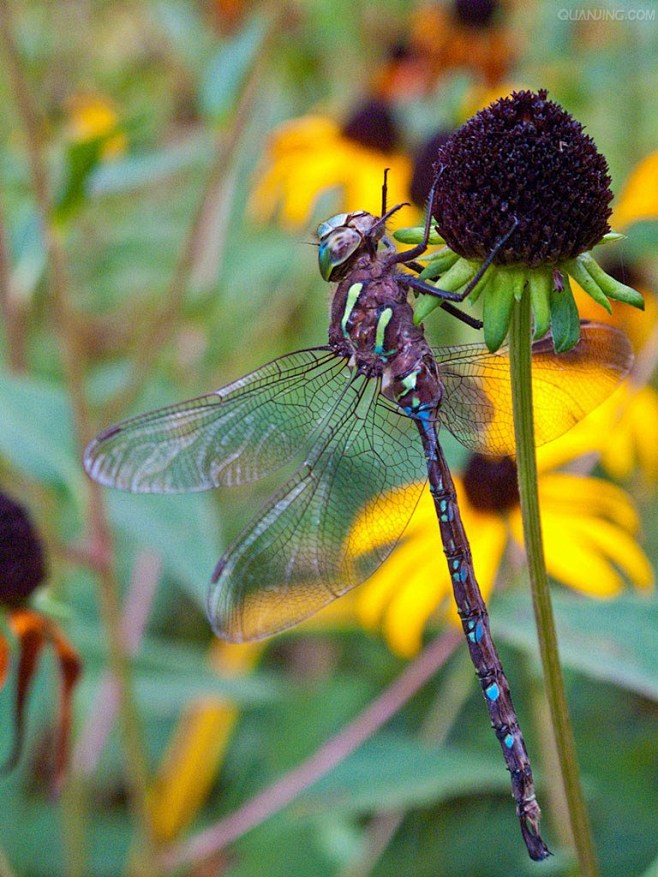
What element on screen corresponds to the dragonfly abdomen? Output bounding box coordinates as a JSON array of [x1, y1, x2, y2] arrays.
[[416, 418, 550, 861]]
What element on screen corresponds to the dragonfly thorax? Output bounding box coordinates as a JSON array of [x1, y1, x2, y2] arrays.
[[328, 264, 443, 417]]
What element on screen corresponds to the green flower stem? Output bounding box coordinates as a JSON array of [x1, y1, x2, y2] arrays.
[[509, 291, 599, 877]]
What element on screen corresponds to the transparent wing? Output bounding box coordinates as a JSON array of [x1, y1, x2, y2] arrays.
[[208, 377, 427, 642], [83, 348, 350, 492], [435, 322, 633, 456]]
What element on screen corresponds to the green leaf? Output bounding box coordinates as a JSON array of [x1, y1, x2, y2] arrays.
[[11, 209, 46, 300], [549, 276, 580, 352], [597, 232, 626, 245], [564, 257, 613, 313], [89, 138, 210, 196], [55, 138, 107, 222], [493, 592, 658, 700], [0, 370, 83, 494], [199, 16, 268, 122], [106, 491, 222, 605], [413, 258, 477, 325], [73, 628, 282, 713], [297, 734, 507, 814], [417, 248, 459, 279]]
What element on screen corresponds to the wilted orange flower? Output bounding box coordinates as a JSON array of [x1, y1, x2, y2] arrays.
[[410, 0, 517, 87], [0, 493, 81, 793]]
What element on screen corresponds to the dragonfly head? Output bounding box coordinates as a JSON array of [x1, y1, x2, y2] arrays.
[[317, 210, 384, 282]]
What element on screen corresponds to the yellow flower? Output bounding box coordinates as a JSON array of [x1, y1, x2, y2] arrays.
[[355, 477, 506, 658], [65, 93, 126, 159], [250, 109, 413, 230], [355, 445, 653, 658], [596, 384, 658, 482]]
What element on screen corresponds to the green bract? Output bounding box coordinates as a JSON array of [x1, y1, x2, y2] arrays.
[[401, 229, 644, 352]]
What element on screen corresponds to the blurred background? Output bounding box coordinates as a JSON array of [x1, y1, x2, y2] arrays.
[[0, 1, 657, 875]]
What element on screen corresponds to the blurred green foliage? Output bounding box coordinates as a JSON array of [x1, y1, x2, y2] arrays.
[[0, 2, 657, 876]]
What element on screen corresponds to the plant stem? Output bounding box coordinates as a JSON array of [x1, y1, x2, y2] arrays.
[[0, 5, 158, 874], [161, 628, 462, 873], [105, 7, 284, 423], [509, 292, 599, 876]]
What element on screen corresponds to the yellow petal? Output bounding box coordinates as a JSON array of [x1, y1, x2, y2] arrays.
[[357, 476, 508, 656], [612, 151, 658, 229], [632, 387, 658, 481], [511, 476, 652, 597], [67, 94, 119, 141], [567, 518, 654, 591], [538, 473, 640, 532], [534, 382, 631, 473], [381, 543, 450, 658], [250, 111, 414, 231], [357, 540, 424, 630], [350, 482, 430, 557], [266, 115, 341, 156], [149, 641, 262, 842], [541, 518, 625, 597]]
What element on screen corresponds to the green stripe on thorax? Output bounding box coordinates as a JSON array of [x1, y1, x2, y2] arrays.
[[374, 307, 393, 355], [341, 282, 364, 337]]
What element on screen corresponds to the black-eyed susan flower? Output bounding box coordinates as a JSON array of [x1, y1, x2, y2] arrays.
[[250, 100, 413, 229], [354, 445, 653, 658], [410, 90, 645, 352], [0, 493, 81, 793], [409, 129, 454, 208]]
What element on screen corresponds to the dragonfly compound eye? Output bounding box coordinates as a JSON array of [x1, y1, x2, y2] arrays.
[[318, 226, 363, 281]]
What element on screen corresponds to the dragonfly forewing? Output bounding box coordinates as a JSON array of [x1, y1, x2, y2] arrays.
[[208, 378, 427, 642], [83, 348, 347, 492], [436, 322, 633, 456]]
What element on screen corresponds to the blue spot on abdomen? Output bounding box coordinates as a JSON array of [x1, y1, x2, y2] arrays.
[[485, 682, 500, 702]]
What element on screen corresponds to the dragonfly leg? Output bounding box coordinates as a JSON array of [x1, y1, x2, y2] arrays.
[[438, 300, 483, 329], [399, 262, 484, 330], [385, 176, 442, 265], [405, 215, 520, 303]]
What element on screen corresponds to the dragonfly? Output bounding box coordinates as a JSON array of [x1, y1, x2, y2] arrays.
[[84, 188, 632, 861]]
